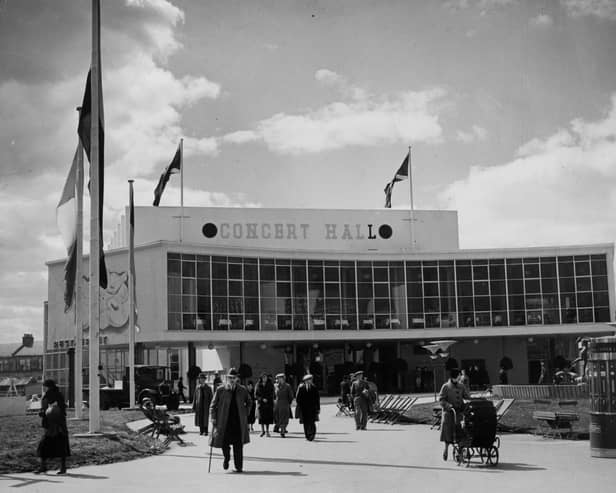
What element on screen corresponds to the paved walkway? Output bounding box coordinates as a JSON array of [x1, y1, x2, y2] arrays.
[[2, 403, 614, 492]]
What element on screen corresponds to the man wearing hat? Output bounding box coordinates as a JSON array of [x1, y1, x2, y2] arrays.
[[350, 371, 371, 430], [438, 368, 470, 461], [295, 374, 320, 441], [209, 368, 252, 472], [193, 373, 213, 435], [273, 373, 294, 437]]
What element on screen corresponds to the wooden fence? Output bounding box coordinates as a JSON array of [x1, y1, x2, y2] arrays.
[[492, 384, 588, 400]]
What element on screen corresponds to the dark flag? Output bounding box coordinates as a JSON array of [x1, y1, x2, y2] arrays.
[[384, 152, 409, 208], [129, 182, 139, 331], [78, 69, 108, 289], [56, 146, 80, 311], [153, 144, 182, 206]]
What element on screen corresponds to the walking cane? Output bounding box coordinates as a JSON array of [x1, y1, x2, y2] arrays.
[[208, 444, 213, 473]]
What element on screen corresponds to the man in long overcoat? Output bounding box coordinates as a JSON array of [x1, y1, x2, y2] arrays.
[[209, 368, 252, 472], [273, 373, 294, 437], [295, 374, 320, 441], [350, 370, 371, 430], [193, 373, 213, 435]]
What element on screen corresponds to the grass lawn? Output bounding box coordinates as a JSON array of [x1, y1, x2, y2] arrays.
[[403, 398, 590, 438], [0, 409, 168, 474]]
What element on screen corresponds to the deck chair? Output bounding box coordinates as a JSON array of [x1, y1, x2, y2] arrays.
[[336, 398, 354, 416], [388, 396, 418, 425], [369, 394, 393, 422]]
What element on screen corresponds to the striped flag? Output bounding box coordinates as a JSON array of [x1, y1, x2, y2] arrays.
[[56, 146, 81, 311], [78, 69, 108, 289], [384, 152, 409, 208], [153, 144, 182, 206]]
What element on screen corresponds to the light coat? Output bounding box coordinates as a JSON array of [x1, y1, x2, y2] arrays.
[[274, 381, 294, 427], [209, 384, 252, 448]]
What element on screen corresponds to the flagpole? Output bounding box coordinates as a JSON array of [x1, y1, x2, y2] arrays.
[[89, 0, 102, 433], [180, 138, 184, 243], [74, 110, 84, 420], [408, 146, 416, 250], [128, 180, 136, 408]]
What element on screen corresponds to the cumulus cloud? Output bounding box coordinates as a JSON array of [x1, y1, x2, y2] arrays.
[[456, 124, 488, 143], [562, 0, 616, 21], [0, 0, 226, 342], [530, 13, 554, 26], [437, 93, 616, 248], [226, 70, 445, 155]]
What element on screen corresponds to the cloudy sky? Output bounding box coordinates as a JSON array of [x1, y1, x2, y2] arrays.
[[1, 0, 616, 344]]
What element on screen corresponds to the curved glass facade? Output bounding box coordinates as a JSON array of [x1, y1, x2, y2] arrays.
[[167, 253, 611, 331]]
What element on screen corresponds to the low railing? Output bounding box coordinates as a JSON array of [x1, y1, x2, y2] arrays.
[[492, 384, 588, 400]]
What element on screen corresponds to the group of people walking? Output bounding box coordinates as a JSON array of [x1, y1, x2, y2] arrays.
[[192, 368, 321, 473]]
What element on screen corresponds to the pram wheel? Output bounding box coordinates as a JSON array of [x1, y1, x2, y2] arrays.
[[485, 445, 499, 466]]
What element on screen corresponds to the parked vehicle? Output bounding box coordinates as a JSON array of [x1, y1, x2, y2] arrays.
[[100, 365, 180, 410]]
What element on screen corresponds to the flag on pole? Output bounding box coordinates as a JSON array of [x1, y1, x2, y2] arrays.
[[56, 146, 81, 312], [384, 152, 410, 208], [129, 183, 140, 332], [78, 69, 108, 288], [153, 144, 182, 206]]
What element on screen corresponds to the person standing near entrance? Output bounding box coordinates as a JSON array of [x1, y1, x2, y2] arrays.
[[295, 374, 320, 441], [193, 373, 213, 435], [209, 368, 252, 473], [255, 373, 275, 437], [350, 371, 371, 430], [274, 373, 294, 437], [177, 377, 187, 404]]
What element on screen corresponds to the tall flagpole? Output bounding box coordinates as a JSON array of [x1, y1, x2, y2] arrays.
[[74, 110, 84, 420], [408, 146, 416, 250], [89, 0, 101, 433], [180, 138, 184, 243], [128, 180, 136, 408]]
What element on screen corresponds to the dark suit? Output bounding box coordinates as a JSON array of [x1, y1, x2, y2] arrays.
[[296, 382, 320, 441]]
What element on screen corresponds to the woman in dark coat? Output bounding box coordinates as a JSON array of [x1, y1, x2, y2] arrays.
[[193, 373, 213, 435], [295, 374, 320, 441], [36, 379, 70, 474], [439, 368, 470, 461], [254, 373, 274, 436], [246, 381, 256, 431]]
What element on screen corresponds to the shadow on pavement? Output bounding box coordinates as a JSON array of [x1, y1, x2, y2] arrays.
[[0, 474, 62, 487], [62, 472, 110, 479], [490, 463, 546, 471], [166, 454, 463, 473], [229, 471, 306, 476]]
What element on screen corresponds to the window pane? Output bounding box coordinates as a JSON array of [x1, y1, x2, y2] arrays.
[[576, 277, 591, 292], [524, 264, 540, 278], [228, 263, 242, 279], [168, 259, 181, 276], [424, 283, 439, 297], [276, 265, 291, 281], [592, 276, 608, 291], [593, 291, 609, 307], [575, 261, 590, 276], [212, 262, 227, 279], [182, 261, 196, 277], [243, 263, 258, 280]]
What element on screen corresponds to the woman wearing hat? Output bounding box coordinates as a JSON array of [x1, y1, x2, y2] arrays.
[[295, 374, 320, 441], [255, 373, 275, 437], [193, 373, 213, 435], [439, 368, 470, 461], [273, 373, 294, 437], [209, 368, 252, 472], [36, 379, 70, 474]]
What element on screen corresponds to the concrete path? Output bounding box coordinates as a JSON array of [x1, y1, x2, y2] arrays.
[[2, 403, 614, 492]]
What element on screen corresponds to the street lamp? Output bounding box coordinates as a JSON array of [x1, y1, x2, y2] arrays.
[[421, 340, 458, 402]]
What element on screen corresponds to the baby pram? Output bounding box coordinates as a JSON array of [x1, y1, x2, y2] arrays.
[[452, 399, 500, 467]]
